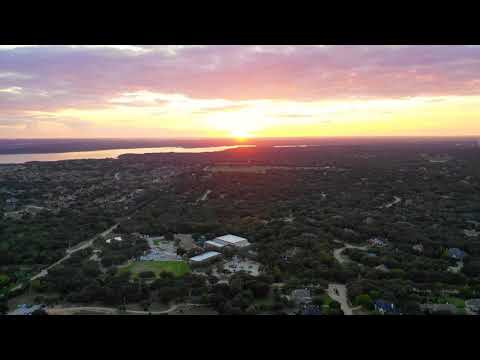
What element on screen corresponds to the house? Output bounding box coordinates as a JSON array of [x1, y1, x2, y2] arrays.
[[374, 300, 397, 314], [463, 229, 479, 238], [114, 236, 123, 242], [447, 248, 466, 260], [367, 237, 388, 247], [412, 244, 424, 253], [375, 264, 390, 273], [301, 304, 322, 316], [290, 288, 312, 306], [8, 304, 43, 316], [465, 299, 480, 314], [212, 234, 250, 248], [420, 303, 457, 315], [189, 251, 222, 265]]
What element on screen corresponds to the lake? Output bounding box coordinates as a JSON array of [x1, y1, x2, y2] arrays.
[[0, 145, 255, 164]]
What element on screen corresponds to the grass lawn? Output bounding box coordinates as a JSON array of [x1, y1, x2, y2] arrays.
[[153, 239, 161, 246], [442, 296, 465, 309], [121, 261, 191, 278]]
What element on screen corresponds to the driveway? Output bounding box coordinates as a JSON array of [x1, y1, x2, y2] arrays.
[[327, 283, 355, 315]]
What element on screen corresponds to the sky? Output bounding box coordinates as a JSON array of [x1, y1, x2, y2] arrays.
[[1, 45, 480, 139]]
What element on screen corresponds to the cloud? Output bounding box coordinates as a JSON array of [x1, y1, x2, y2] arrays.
[[0, 86, 22, 94], [2, 45, 480, 137]]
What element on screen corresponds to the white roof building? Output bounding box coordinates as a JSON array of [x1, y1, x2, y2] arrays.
[[214, 234, 250, 248], [205, 240, 226, 249], [114, 236, 123, 242], [190, 251, 221, 263]]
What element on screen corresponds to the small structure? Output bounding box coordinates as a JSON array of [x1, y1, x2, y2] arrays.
[[213, 234, 250, 248], [375, 264, 390, 273], [420, 303, 457, 315], [114, 236, 123, 242], [291, 288, 312, 306], [374, 300, 397, 314], [463, 229, 479, 237], [447, 248, 466, 260], [367, 237, 388, 247], [224, 256, 261, 276], [412, 244, 424, 253], [8, 304, 43, 316], [190, 251, 222, 265], [301, 304, 322, 316], [465, 299, 480, 314]]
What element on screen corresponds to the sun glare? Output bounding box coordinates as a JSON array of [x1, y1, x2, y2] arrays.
[[231, 129, 252, 140]]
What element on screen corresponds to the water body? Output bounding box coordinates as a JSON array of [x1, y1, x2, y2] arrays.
[[0, 145, 255, 164]]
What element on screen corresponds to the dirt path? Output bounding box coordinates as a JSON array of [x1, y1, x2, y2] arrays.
[[381, 196, 402, 209], [327, 284, 355, 315], [333, 243, 368, 264], [196, 189, 211, 203]]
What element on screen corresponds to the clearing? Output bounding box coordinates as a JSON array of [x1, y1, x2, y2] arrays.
[[120, 260, 190, 278]]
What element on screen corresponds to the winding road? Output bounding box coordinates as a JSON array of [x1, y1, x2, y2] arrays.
[[10, 224, 119, 292], [327, 284, 359, 315], [333, 243, 368, 264], [46, 303, 201, 315]]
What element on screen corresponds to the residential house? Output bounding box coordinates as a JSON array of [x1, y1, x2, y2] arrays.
[[374, 300, 398, 314], [367, 237, 388, 247], [375, 264, 390, 273], [301, 304, 322, 316], [447, 248, 466, 260], [420, 303, 457, 315], [465, 299, 480, 314], [8, 304, 43, 316], [412, 244, 424, 253], [291, 288, 312, 306]]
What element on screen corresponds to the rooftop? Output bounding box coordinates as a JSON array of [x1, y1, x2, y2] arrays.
[[190, 251, 221, 262], [215, 234, 249, 245], [205, 240, 226, 248]]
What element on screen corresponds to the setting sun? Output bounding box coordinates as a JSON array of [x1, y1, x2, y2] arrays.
[[231, 129, 252, 140]]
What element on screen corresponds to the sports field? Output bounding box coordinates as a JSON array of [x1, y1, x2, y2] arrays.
[[120, 260, 191, 278]]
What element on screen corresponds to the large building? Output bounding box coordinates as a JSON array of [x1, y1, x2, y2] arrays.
[[189, 251, 222, 265], [212, 234, 250, 248], [205, 240, 227, 250]]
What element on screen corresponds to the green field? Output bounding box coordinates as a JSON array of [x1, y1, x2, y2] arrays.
[[439, 296, 465, 309], [120, 261, 191, 278]]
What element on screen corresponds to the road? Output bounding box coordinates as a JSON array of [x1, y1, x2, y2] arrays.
[[46, 303, 201, 315], [333, 243, 368, 264], [327, 284, 356, 315], [196, 189, 211, 203], [10, 223, 119, 291]]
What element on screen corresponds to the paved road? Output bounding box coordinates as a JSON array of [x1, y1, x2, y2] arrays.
[[46, 303, 201, 315], [327, 284, 355, 315], [10, 223, 119, 292]]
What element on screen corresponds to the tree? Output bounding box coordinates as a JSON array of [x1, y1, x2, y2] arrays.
[[329, 300, 341, 310], [312, 296, 324, 307], [355, 294, 373, 310], [0, 301, 8, 315], [31, 308, 48, 315], [139, 271, 156, 279]]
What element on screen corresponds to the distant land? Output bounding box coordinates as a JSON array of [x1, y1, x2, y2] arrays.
[[1, 137, 479, 155]]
